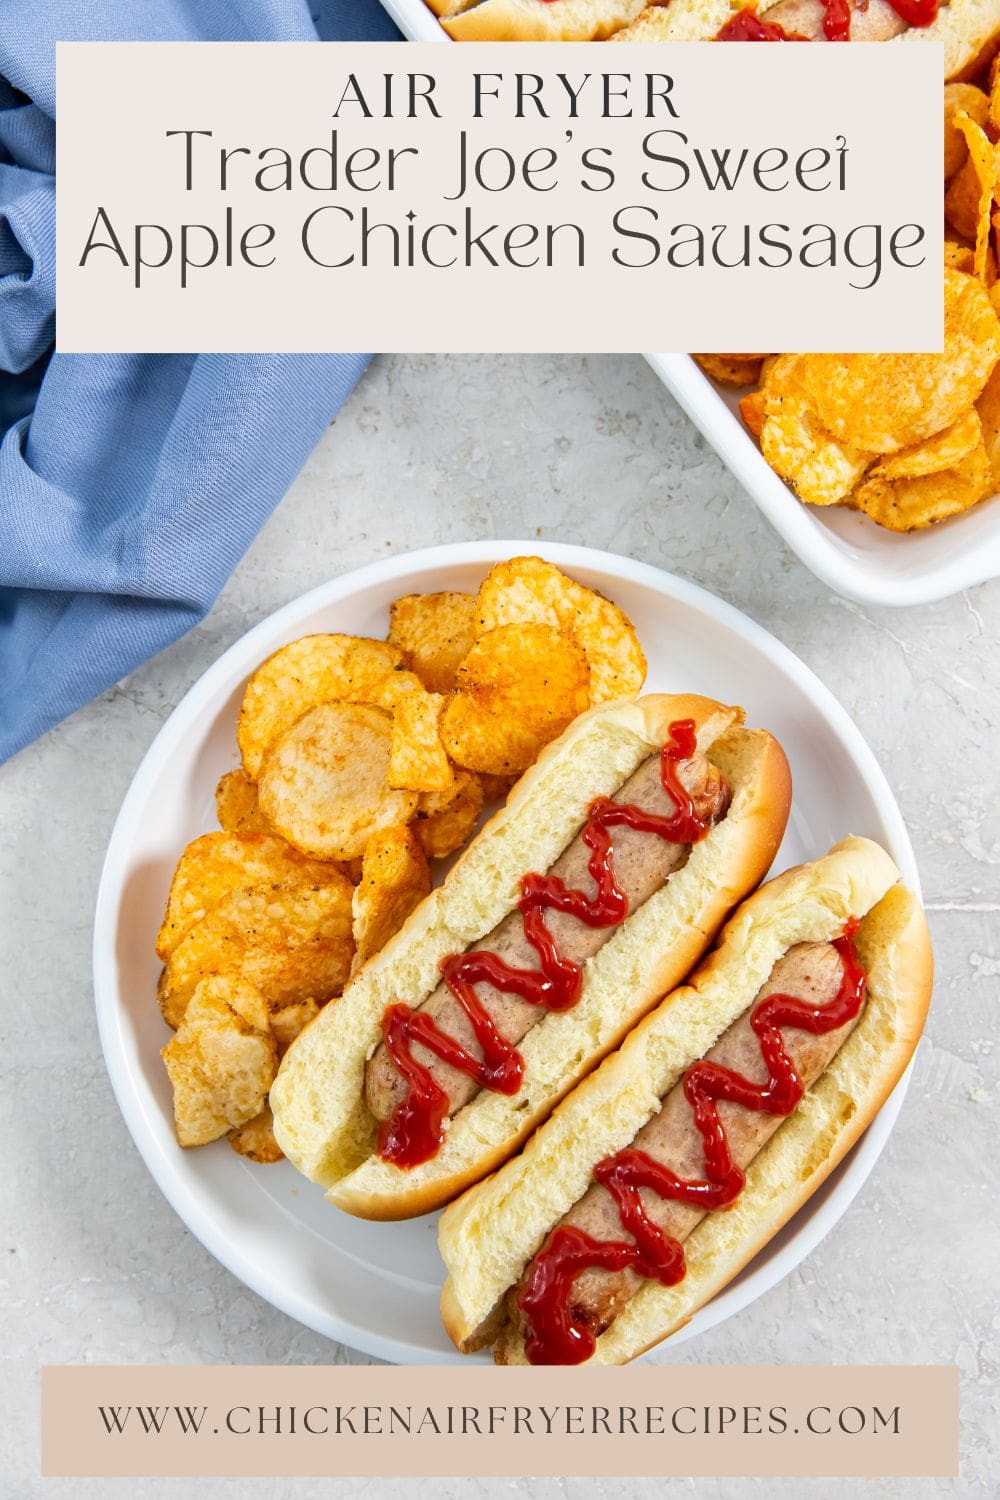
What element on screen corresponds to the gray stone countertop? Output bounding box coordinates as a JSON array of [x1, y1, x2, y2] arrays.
[[2, 353, 997, 1500]]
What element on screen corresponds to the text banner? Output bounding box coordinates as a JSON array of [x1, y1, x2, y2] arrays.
[[56, 42, 943, 353], [41, 1363, 959, 1477]]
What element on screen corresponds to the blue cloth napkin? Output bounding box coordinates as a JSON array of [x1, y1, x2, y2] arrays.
[[0, 1, 400, 764]]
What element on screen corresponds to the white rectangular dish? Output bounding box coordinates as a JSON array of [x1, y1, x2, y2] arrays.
[[380, 0, 449, 41], [380, 0, 1000, 605], [646, 353, 1000, 607]]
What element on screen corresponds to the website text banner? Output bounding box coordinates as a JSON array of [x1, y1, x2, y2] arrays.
[[41, 1363, 957, 1478], [56, 42, 942, 355]]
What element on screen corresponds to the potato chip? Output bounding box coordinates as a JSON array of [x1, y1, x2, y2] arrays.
[[388, 592, 477, 695], [975, 363, 1000, 485], [478, 771, 518, 804], [759, 355, 872, 506], [944, 83, 990, 179], [351, 826, 432, 973], [441, 623, 590, 775], [475, 557, 644, 705], [156, 832, 342, 960], [802, 271, 1000, 453], [387, 685, 453, 793], [270, 997, 322, 1052], [258, 702, 418, 861], [369, 668, 425, 712], [869, 409, 982, 481], [944, 239, 976, 274], [739, 389, 766, 440], [693, 354, 764, 387], [161, 975, 276, 1148], [413, 771, 485, 860], [158, 877, 355, 1029], [215, 768, 271, 835], [946, 114, 999, 280], [237, 634, 406, 778], [851, 440, 992, 531], [229, 1105, 284, 1164], [946, 158, 987, 246]]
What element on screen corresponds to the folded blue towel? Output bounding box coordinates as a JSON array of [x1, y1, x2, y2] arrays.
[[0, 1, 399, 764]]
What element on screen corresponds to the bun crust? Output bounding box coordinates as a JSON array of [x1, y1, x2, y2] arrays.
[[441, 0, 650, 39], [270, 694, 791, 1220], [438, 837, 932, 1361]]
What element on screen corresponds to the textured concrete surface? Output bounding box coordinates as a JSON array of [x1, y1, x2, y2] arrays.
[[1, 353, 998, 1500]]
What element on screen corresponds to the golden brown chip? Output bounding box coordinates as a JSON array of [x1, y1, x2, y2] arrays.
[[413, 771, 485, 860], [739, 389, 767, 440], [441, 623, 590, 776], [975, 363, 1000, 485], [801, 271, 1000, 453], [693, 354, 764, 386], [944, 83, 990, 179], [387, 685, 453, 793], [237, 634, 406, 779], [158, 877, 354, 1030], [475, 556, 644, 705], [351, 826, 432, 973], [851, 440, 992, 531], [215, 768, 271, 834], [388, 592, 478, 695], [759, 355, 872, 506], [258, 702, 418, 861], [156, 832, 343, 960], [477, 771, 518, 804], [229, 1105, 284, 1164], [946, 114, 999, 280], [946, 158, 987, 246], [269, 997, 322, 1053], [369, 668, 425, 712], [161, 975, 276, 1148], [870, 409, 982, 480], [945, 239, 977, 274]]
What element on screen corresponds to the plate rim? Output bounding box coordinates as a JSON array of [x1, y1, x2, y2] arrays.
[[92, 538, 921, 1363]]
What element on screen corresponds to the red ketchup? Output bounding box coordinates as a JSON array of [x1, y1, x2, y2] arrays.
[[716, 9, 804, 38], [820, 0, 852, 40], [716, 0, 938, 40], [377, 720, 712, 1169], [518, 920, 867, 1365], [885, 0, 939, 21]]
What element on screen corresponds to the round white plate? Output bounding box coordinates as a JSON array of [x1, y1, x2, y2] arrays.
[[93, 540, 920, 1365]]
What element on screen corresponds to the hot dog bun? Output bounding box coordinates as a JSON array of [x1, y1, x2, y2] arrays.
[[611, 0, 1000, 80], [440, 0, 649, 39], [440, 0, 999, 81], [270, 693, 791, 1220], [439, 836, 932, 1362]]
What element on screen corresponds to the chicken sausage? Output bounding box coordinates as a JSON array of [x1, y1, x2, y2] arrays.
[[512, 939, 860, 1340], [365, 748, 732, 1123], [758, 0, 909, 41]]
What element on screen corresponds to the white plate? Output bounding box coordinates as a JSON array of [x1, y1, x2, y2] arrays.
[[646, 353, 1000, 607], [93, 540, 921, 1364]]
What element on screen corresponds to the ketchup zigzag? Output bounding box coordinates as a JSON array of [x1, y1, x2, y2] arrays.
[[377, 720, 712, 1170], [517, 923, 867, 1365]]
